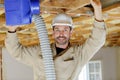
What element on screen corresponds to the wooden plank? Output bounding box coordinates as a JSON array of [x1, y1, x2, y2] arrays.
[[108, 13, 120, 19], [103, 2, 120, 12], [0, 0, 4, 4], [0, 47, 2, 80], [41, 0, 90, 12], [66, 0, 90, 13], [41, 0, 71, 9], [0, 13, 5, 23]]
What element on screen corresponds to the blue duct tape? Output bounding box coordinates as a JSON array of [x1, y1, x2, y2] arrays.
[[4, 0, 40, 26]]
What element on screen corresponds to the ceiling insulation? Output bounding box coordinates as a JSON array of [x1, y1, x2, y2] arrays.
[[0, 0, 120, 47]]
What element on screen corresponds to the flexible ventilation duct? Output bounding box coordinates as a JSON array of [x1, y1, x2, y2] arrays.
[[33, 15, 56, 80]]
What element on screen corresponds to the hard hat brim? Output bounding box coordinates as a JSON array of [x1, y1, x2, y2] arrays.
[[52, 23, 73, 27]]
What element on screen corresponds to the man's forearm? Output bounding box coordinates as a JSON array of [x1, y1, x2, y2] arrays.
[[91, 0, 104, 21], [94, 7, 103, 21]]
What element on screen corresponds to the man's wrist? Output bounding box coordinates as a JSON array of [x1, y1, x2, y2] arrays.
[[8, 30, 16, 33], [95, 18, 104, 22]]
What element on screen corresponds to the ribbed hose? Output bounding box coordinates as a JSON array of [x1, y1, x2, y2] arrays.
[[33, 15, 56, 80]]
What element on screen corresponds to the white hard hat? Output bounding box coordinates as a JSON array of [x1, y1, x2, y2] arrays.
[[52, 13, 73, 28]]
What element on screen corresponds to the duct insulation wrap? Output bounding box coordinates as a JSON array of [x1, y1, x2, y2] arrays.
[[33, 15, 56, 80]]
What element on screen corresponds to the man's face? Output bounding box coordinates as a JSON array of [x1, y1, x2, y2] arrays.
[[53, 25, 72, 45]]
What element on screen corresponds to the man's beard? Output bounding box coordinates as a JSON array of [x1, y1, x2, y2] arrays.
[[55, 36, 70, 45]]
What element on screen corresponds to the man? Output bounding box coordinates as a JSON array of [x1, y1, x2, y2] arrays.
[[5, 0, 106, 80]]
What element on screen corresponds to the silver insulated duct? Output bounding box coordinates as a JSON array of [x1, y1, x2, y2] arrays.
[[33, 15, 56, 80]]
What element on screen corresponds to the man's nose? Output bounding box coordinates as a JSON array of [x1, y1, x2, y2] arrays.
[[59, 31, 64, 36]]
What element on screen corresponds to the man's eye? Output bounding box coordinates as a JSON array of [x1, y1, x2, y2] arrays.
[[64, 29, 68, 31], [55, 29, 59, 32]]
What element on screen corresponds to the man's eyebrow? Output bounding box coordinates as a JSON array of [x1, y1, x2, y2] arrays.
[[54, 27, 58, 29]]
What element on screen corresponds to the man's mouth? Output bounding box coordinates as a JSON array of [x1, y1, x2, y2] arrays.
[[57, 37, 66, 40]]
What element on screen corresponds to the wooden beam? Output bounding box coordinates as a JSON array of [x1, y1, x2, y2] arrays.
[[0, 0, 4, 4], [73, 16, 92, 23], [0, 13, 5, 24], [108, 13, 120, 19], [66, 7, 93, 16], [41, 0, 90, 13], [66, 0, 90, 13], [103, 2, 120, 12], [41, 0, 71, 9], [0, 47, 2, 80]]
